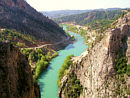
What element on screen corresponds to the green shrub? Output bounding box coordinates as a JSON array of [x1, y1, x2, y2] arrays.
[[126, 64, 130, 76], [20, 48, 32, 57], [64, 73, 83, 98], [21, 48, 58, 81], [115, 57, 130, 95], [115, 57, 127, 75], [0, 29, 36, 45], [57, 54, 74, 85], [16, 42, 25, 47], [34, 60, 48, 79], [35, 48, 43, 54], [71, 35, 75, 40], [28, 51, 37, 62]]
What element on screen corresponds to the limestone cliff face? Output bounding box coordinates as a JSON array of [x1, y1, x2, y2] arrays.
[[59, 12, 130, 98], [0, 42, 40, 98]]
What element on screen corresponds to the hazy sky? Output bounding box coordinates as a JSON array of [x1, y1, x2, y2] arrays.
[[26, 0, 130, 11]]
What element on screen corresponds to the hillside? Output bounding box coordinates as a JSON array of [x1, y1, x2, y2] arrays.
[[42, 10, 90, 18], [59, 10, 128, 49], [0, 1, 74, 98], [0, 0, 68, 44], [42, 8, 122, 19], [0, 29, 38, 47], [54, 10, 125, 25], [58, 12, 130, 98]]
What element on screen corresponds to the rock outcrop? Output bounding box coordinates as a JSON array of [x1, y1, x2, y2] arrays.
[[0, 42, 40, 98], [59, 12, 130, 98]]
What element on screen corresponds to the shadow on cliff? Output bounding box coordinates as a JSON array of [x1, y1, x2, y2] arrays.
[[108, 25, 129, 76], [38, 65, 54, 92]]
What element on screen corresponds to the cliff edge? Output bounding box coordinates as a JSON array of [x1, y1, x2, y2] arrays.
[[59, 12, 130, 98], [0, 42, 40, 98]]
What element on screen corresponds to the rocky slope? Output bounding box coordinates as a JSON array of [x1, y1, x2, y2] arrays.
[[59, 12, 130, 98], [0, 42, 40, 98], [0, 0, 68, 44]]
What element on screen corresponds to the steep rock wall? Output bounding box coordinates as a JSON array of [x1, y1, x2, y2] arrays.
[[59, 12, 130, 98], [0, 42, 40, 98]]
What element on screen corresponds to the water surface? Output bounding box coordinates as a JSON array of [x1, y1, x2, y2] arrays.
[[38, 25, 87, 98]]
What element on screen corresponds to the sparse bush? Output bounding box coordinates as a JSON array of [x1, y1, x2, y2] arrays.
[[0, 29, 36, 46]]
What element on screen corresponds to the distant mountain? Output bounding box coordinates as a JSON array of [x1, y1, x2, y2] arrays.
[[54, 10, 125, 25], [42, 10, 91, 18], [0, 0, 68, 44], [42, 8, 123, 19], [93, 8, 121, 11]]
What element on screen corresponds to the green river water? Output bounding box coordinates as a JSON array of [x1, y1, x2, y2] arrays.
[[38, 25, 88, 98]]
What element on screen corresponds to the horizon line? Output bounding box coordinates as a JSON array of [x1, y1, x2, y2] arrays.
[[39, 7, 130, 12]]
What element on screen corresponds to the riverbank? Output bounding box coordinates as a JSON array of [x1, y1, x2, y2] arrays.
[[61, 23, 106, 49], [19, 26, 75, 83], [20, 47, 58, 82]]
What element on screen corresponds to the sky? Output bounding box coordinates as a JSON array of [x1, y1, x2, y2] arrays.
[[26, 0, 130, 11]]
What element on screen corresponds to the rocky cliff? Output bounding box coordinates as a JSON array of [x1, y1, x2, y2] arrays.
[[0, 42, 40, 98], [59, 12, 130, 98], [0, 0, 68, 43]]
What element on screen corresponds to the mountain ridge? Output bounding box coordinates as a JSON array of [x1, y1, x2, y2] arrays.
[[0, 0, 68, 44], [54, 10, 126, 25], [42, 8, 124, 18]]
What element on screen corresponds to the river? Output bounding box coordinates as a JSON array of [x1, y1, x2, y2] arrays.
[[38, 25, 88, 98]]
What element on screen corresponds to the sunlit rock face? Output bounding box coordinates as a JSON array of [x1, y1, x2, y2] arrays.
[[59, 12, 130, 98]]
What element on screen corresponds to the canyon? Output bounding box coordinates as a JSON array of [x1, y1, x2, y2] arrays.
[[58, 12, 130, 98]]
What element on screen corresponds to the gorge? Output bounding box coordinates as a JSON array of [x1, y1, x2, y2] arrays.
[[0, 0, 130, 98], [58, 12, 130, 98], [38, 25, 88, 98]]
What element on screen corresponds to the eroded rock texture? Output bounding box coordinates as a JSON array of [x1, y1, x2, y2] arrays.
[[59, 12, 130, 98]]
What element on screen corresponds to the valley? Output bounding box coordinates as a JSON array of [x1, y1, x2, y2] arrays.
[[0, 0, 130, 98], [38, 25, 88, 98], [57, 11, 130, 98]]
